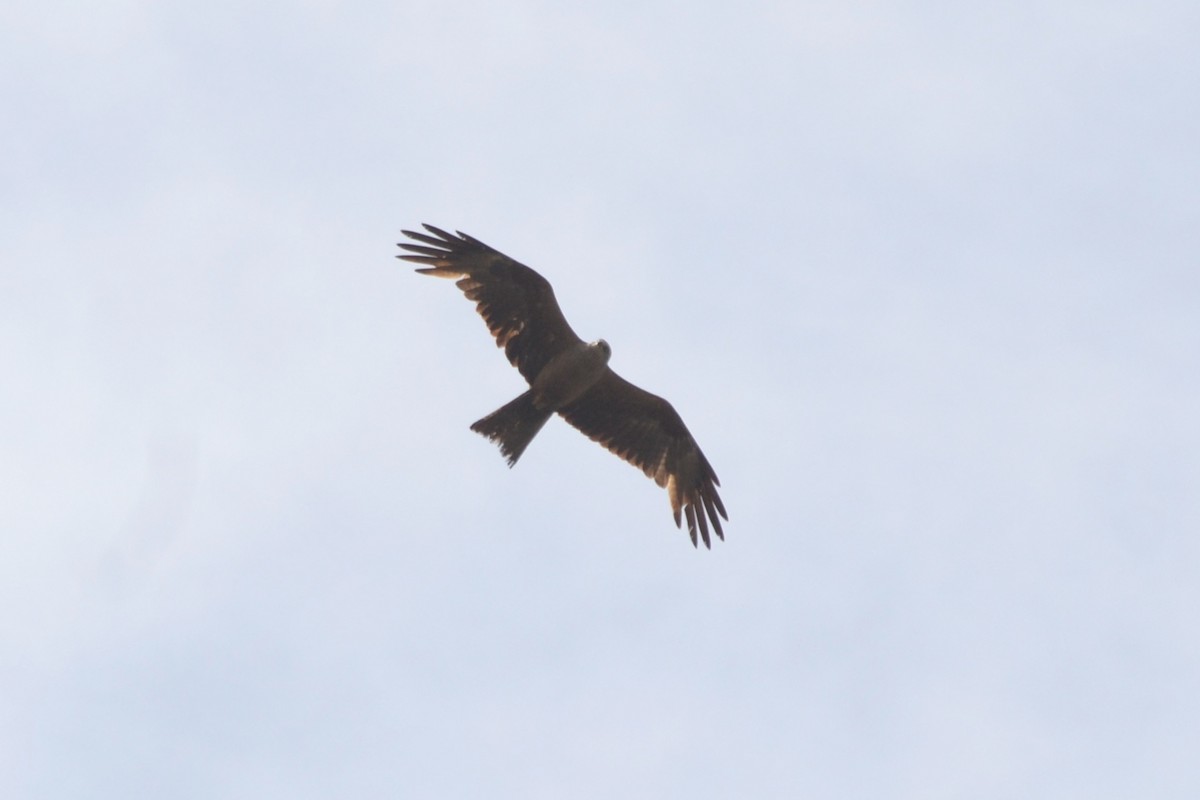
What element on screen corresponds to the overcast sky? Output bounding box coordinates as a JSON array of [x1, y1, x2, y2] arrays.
[[4, 1, 1199, 797]]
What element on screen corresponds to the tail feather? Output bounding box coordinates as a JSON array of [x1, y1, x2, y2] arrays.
[[470, 391, 552, 466]]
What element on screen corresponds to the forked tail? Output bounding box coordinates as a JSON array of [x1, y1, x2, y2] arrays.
[[470, 391, 552, 466]]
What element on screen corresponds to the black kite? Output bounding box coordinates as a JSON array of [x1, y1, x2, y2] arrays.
[[399, 224, 727, 548]]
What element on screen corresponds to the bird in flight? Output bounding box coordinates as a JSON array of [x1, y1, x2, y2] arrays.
[[399, 224, 727, 548]]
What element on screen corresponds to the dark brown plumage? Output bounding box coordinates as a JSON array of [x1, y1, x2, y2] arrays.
[[398, 224, 727, 547]]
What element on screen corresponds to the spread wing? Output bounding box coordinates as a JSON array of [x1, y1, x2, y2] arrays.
[[398, 224, 583, 382], [558, 370, 727, 548]]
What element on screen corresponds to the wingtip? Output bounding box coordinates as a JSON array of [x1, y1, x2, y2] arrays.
[[673, 499, 717, 548], [411, 267, 464, 278], [421, 223, 456, 241]]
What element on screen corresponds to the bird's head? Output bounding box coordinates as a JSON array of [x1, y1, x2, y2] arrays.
[[590, 339, 612, 363]]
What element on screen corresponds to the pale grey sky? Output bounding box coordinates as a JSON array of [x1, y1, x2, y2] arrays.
[[3, 1, 1199, 797]]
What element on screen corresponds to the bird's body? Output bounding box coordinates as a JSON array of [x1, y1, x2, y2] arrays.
[[530, 339, 611, 411], [399, 224, 727, 547]]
